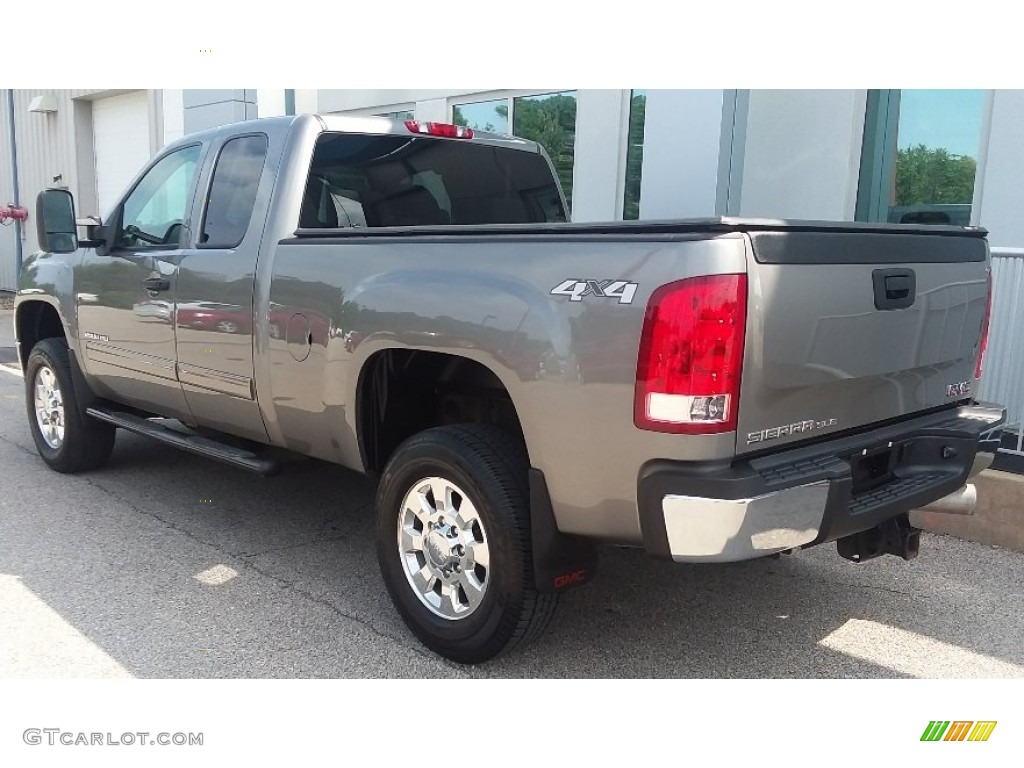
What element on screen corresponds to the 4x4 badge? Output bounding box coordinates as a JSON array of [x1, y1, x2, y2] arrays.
[[550, 279, 638, 304]]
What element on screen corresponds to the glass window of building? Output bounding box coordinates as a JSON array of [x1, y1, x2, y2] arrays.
[[512, 91, 578, 209], [452, 100, 509, 134], [376, 110, 414, 119], [623, 90, 647, 220], [857, 89, 985, 226]]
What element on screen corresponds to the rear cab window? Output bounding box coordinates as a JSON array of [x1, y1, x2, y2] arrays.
[[200, 134, 269, 248], [300, 133, 567, 229]]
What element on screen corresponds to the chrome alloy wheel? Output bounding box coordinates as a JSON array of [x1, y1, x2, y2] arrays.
[[33, 365, 65, 450], [397, 477, 490, 620]]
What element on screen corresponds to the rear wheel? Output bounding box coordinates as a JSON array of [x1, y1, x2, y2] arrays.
[[25, 338, 116, 473], [376, 424, 557, 664]]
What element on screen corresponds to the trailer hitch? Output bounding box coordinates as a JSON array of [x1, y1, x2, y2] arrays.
[[837, 514, 920, 563]]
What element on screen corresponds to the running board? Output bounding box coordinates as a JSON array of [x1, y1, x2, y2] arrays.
[[86, 407, 280, 476]]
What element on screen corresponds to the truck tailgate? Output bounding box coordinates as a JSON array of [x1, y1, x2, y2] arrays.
[[737, 228, 989, 455]]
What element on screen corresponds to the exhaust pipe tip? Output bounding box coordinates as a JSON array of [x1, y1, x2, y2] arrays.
[[917, 483, 977, 516]]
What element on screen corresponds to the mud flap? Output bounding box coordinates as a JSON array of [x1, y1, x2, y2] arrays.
[[529, 469, 598, 593]]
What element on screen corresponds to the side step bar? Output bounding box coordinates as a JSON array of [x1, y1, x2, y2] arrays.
[[86, 407, 280, 476]]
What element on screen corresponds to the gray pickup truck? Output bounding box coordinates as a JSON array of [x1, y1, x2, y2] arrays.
[[16, 114, 1005, 663]]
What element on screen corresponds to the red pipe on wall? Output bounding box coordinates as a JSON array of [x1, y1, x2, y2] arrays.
[[0, 205, 28, 223]]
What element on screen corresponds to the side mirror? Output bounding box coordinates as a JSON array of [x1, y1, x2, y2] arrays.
[[35, 189, 78, 254]]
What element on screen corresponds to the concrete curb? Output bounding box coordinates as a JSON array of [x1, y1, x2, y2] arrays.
[[911, 469, 1024, 553]]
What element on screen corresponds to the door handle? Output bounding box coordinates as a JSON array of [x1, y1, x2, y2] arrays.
[[143, 277, 170, 293]]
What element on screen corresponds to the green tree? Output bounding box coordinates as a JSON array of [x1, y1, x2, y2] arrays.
[[895, 144, 978, 206]]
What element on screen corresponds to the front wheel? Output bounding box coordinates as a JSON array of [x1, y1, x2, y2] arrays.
[[376, 424, 557, 664], [24, 338, 116, 473]]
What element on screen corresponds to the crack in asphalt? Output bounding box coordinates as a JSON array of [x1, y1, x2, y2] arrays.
[[215, 553, 470, 676], [234, 520, 366, 558], [71, 472, 466, 674], [0, 428, 38, 457], [0, 427, 467, 675]]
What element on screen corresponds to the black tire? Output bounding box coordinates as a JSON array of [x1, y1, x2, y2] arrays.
[[376, 424, 558, 664], [24, 338, 116, 474]]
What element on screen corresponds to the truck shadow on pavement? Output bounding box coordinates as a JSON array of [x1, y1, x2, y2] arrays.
[[6, 430, 1024, 679]]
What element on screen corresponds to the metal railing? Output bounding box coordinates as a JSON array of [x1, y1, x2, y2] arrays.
[[977, 248, 1024, 456]]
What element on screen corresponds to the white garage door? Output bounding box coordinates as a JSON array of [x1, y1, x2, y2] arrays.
[[92, 91, 152, 216]]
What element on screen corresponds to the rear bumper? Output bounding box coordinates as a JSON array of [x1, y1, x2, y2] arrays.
[[637, 403, 1005, 563]]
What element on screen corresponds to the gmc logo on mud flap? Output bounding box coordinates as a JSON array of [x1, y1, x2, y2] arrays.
[[553, 570, 587, 589]]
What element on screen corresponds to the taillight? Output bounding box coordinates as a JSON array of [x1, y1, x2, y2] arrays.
[[404, 120, 474, 139], [634, 274, 747, 434], [974, 270, 992, 379]]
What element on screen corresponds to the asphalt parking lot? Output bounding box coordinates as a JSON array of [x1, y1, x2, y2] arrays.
[[1, 311, 1023, 678]]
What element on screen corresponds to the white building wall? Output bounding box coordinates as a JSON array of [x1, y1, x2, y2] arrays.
[[0, 89, 158, 257], [414, 99, 448, 123], [737, 89, 866, 220], [9, 89, 99, 255], [162, 89, 185, 146], [570, 90, 630, 222], [294, 89, 318, 115], [972, 90, 1024, 248], [317, 90, 482, 114], [256, 89, 287, 119], [638, 90, 726, 219], [182, 90, 257, 135]]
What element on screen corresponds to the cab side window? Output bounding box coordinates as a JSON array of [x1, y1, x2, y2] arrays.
[[200, 134, 269, 248], [118, 145, 201, 249]]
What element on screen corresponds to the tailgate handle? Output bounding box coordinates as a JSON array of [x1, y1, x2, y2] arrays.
[[886, 276, 910, 299], [872, 268, 916, 310]]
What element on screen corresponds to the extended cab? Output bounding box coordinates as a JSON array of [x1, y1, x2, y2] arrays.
[[16, 114, 1005, 663]]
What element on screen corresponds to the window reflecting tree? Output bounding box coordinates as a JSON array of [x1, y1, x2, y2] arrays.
[[513, 92, 578, 209], [623, 90, 646, 220]]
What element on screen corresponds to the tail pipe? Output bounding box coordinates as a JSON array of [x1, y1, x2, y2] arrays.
[[917, 483, 977, 516]]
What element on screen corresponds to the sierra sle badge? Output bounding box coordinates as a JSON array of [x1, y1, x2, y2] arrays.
[[747, 417, 839, 445]]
